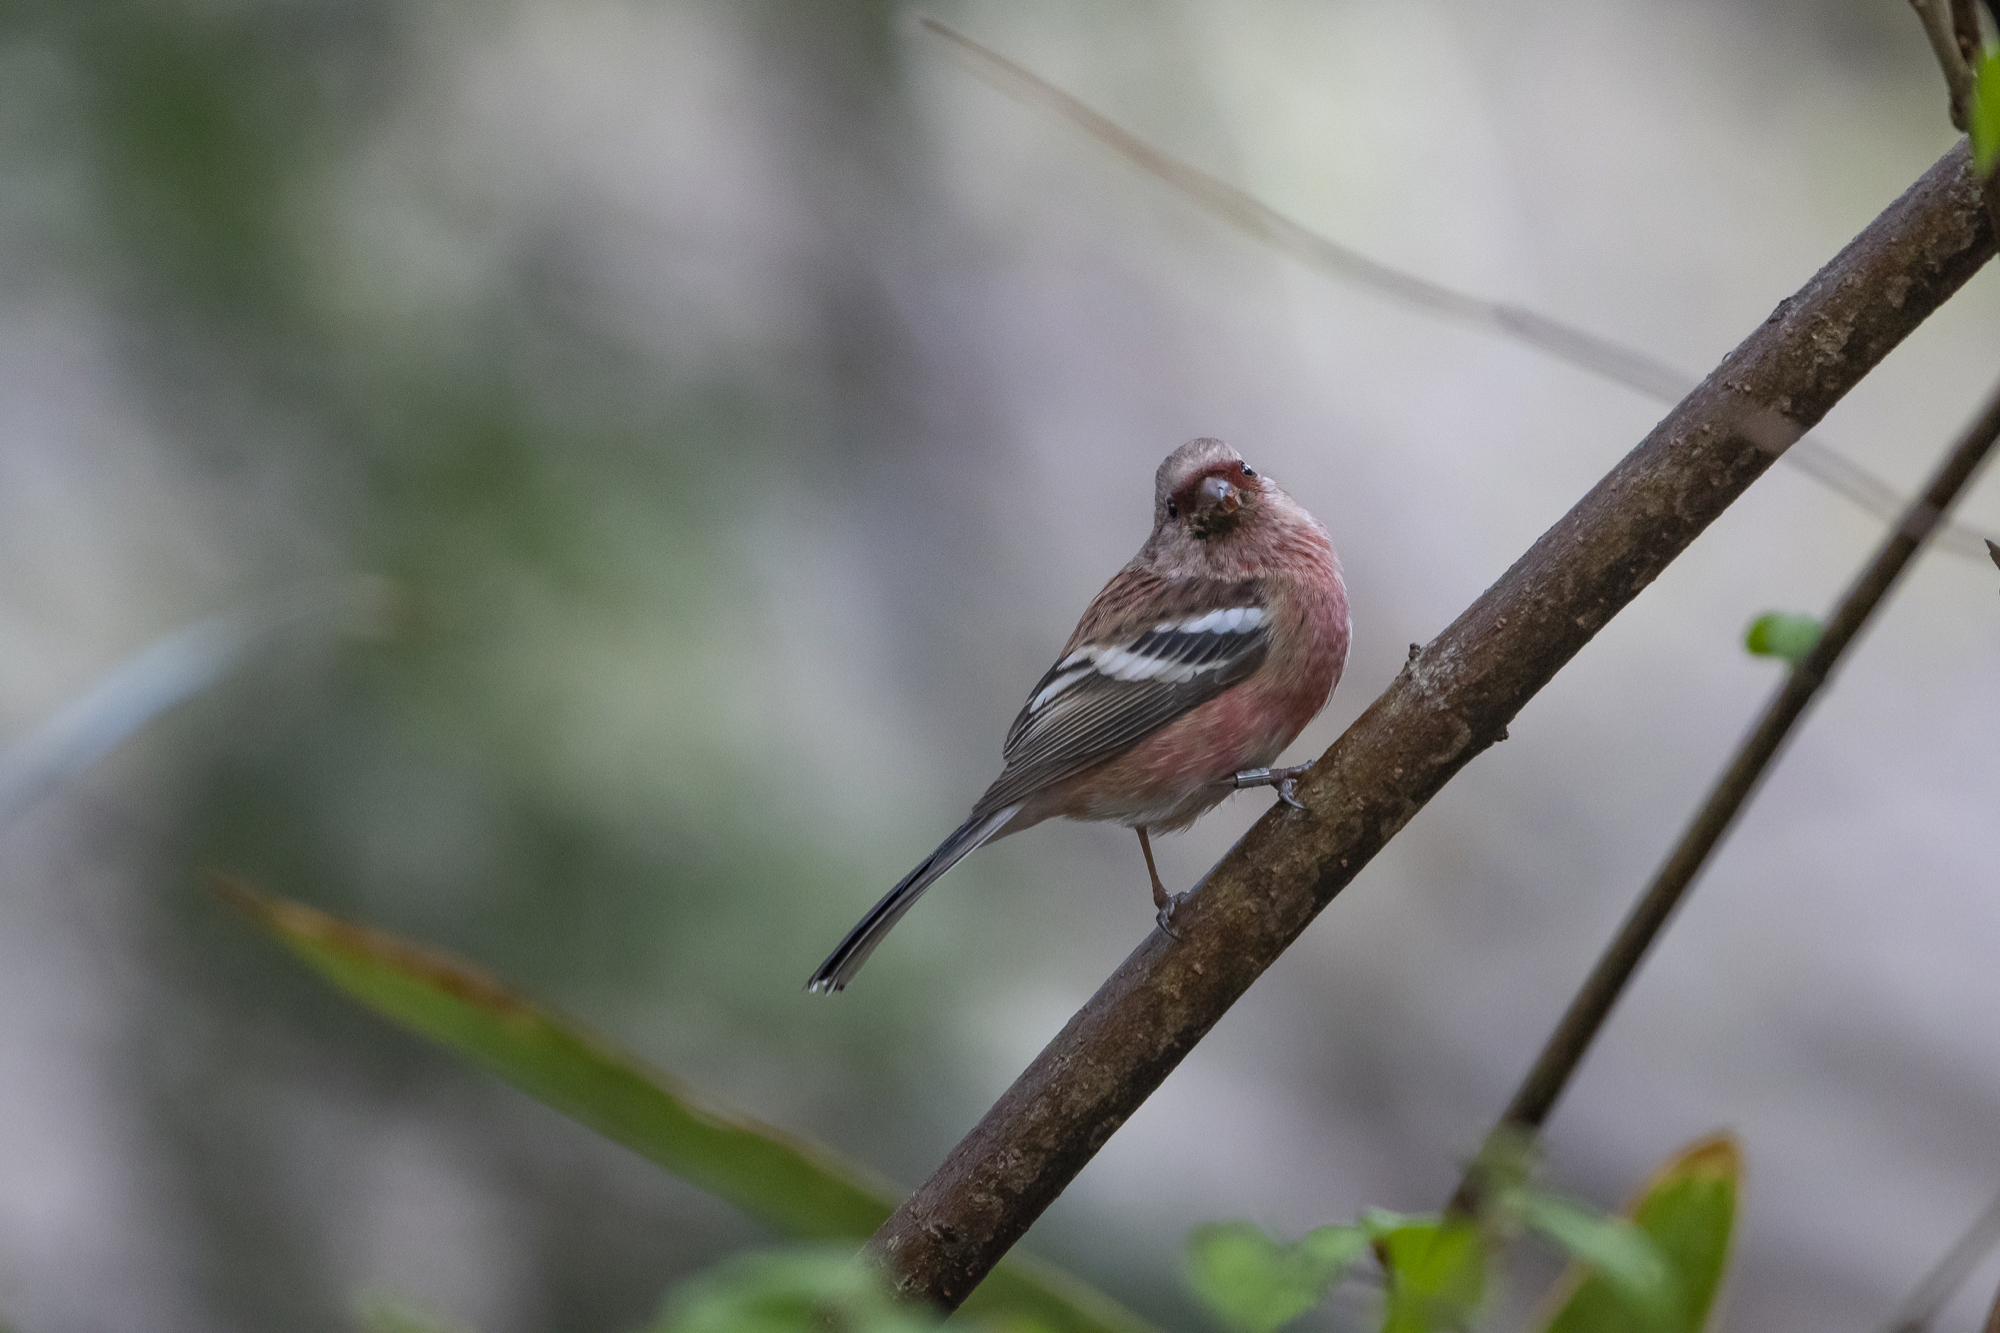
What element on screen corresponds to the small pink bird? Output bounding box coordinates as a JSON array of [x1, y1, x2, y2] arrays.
[[807, 438, 1350, 993]]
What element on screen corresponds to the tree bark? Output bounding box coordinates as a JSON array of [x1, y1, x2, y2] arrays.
[[871, 144, 1996, 1310]]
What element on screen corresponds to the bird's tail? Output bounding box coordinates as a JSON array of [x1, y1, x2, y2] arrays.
[[805, 805, 1019, 994]]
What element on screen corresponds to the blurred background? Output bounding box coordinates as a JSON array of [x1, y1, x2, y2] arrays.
[[3, 0, 1999, 1329]]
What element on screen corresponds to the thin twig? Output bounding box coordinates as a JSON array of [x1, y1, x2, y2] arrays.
[[1953, 0, 1984, 64], [1881, 1184, 2000, 1333], [868, 145, 1995, 1311], [914, 17, 2000, 562], [1447, 376, 2000, 1215], [1914, 0, 2000, 260], [1912, 0, 1979, 130]]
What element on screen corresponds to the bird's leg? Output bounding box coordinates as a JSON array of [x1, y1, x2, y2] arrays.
[[1137, 826, 1182, 938], [1232, 760, 1314, 809]]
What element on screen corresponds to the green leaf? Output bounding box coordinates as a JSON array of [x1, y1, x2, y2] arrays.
[[1462, 1125, 1538, 1209], [354, 1287, 477, 1333], [1972, 49, 2000, 176], [649, 1248, 950, 1333], [1184, 1221, 1367, 1333], [1508, 1192, 1678, 1333], [1743, 612, 1821, 666], [1367, 1217, 1486, 1333], [214, 878, 1151, 1333], [1534, 1134, 1741, 1333]]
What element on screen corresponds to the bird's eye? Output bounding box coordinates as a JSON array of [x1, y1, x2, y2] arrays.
[[1241, 464, 1257, 477], [1166, 500, 1179, 519]]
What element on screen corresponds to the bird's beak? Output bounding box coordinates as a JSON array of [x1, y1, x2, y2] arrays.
[[1200, 475, 1241, 514]]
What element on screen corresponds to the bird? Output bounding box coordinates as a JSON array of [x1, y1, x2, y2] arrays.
[[806, 437, 1350, 993]]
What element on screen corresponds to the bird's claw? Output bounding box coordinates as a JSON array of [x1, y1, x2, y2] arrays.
[[1233, 761, 1313, 810], [1156, 893, 1186, 940]]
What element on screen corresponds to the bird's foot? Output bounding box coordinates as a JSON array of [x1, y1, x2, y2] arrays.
[[1155, 892, 1187, 940], [1232, 761, 1313, 809]]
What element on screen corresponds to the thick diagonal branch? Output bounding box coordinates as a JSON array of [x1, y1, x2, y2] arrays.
[[871, 145, 1995, 1310]]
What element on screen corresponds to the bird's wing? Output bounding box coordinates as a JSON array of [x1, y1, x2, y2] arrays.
[[974, 570, 1270, 816]]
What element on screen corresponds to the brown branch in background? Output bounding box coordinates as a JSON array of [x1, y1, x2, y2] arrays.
[[868, 144, 1995, 1311], [1448, 376, 2000, 1214], [1881, 1185, 2000, 1333], [1918, 0, 2000, 256], [1913, 0, 1979, 129], [1955, 0, 1985, 63], [916, 17, 2000, 563]]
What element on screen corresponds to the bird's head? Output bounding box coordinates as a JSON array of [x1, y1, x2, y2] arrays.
[[1153, 437, 1266, 542], [1144, 437, 1329, 578]]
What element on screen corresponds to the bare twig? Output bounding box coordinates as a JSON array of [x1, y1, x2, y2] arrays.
[[1913, 0, 2000, 274], [869, 145, 1996, 1311], [1447, 375, 2000, 1217], [1881, 1184, 2000, 1333], [1957, 0, 1987, 63], [915, 17, 2000, 562], [1913, 0, 1979, 130]]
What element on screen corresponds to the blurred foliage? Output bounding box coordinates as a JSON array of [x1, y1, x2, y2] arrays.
[[1184, 1133, 1740, 1333], [1538, 1136, 1740, 1333], [355, 1286, 479, 1333], [1506, 1197, 1673, 1333], [1369, 1215, 1487, 1333], [1744, 612, 1823, 667], [14, 0, 893, 992], [1183, 1221, 1367, 1333], [220, 879, 1156, 1333], [3, 0, 992, 1328], [1972, 48, 2000, 175], [1184, 1209, 1486, 1333], [646, 1247, 1025, 1333]]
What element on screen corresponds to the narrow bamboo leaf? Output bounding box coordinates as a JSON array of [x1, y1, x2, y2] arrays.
[[1973, 50, 2000, 176], [1743, 612, 1821, 666], [1184, 1221, 1367, 1333], [217, 876, 894, 1236], [0, 583, 385, 829], [0, 616, 254, 826], [1534, 1134, 1741, 1333], [1368, 1217, 1485, 1333], [214, 878, 1152, 1333]]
